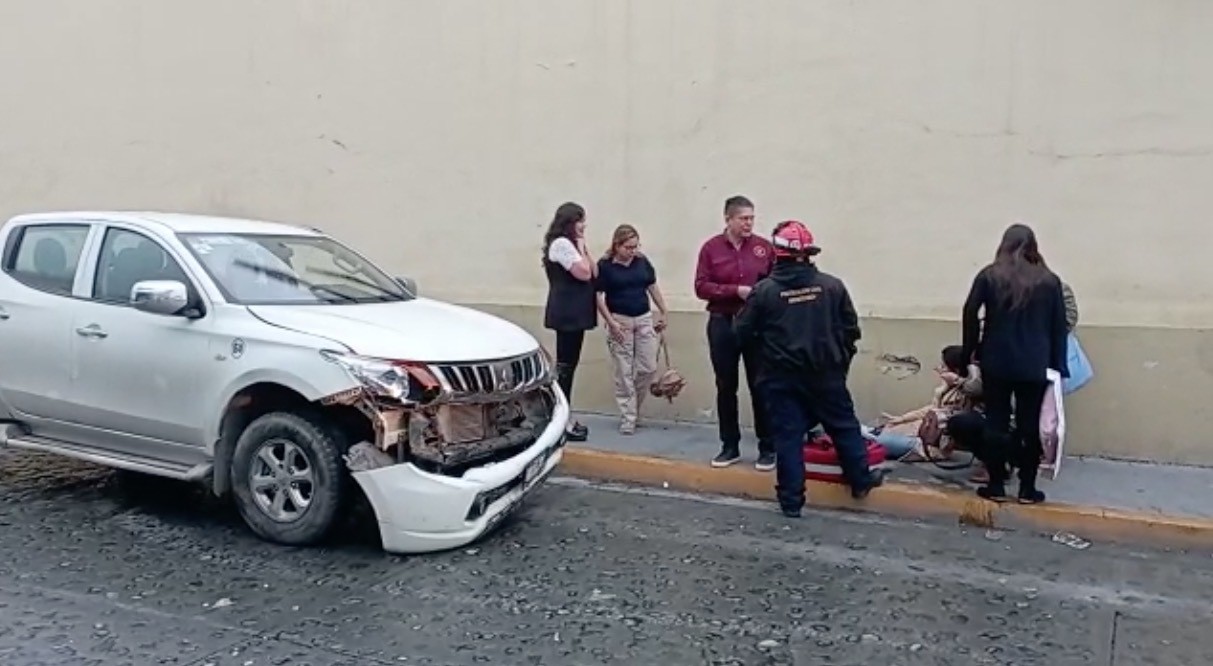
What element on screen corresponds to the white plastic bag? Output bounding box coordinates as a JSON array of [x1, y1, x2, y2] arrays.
[[1039, 369, 1067, 479]]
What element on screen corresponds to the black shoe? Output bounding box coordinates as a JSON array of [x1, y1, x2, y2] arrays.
[[711, 448, 741, 468], [851, 468, 887, 500], [1018, 488, 1046, 505], [565, 421, 588, 442], [977, 484, 1009, 502], [755, 452, 776, 472], [780, 505, 802, 518]]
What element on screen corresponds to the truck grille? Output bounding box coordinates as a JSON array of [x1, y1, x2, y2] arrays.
[[430, 351, 547, 396]]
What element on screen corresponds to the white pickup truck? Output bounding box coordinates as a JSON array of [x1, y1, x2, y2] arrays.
[[0, 211, 568, 553]]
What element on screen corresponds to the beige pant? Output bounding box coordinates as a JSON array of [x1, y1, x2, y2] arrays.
[[606, 312, 659, 426]]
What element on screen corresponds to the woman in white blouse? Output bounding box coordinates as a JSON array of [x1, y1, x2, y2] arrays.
[[541, 202, 598, 441]]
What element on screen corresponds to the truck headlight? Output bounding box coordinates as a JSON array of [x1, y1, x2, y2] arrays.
[[321, 351, 443, 403]]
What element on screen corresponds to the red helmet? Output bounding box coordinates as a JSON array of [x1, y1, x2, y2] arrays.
[[771, 220, 821, 258]]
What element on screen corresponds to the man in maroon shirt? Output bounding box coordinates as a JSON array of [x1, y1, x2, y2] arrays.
[[694, 195, 776, 470]]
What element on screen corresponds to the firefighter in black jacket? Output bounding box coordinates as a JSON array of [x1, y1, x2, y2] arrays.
[[734, 220, 886, 517]]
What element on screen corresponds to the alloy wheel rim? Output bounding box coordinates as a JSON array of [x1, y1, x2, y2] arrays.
[[248, 438, 316, 523]]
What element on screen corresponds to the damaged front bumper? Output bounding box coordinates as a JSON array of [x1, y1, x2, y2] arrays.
[[349, 386, 570, 554]]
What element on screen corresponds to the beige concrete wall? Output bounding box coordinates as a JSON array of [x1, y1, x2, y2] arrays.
[[0, 1, 1211, 461], [481, 304, 1213, 466]]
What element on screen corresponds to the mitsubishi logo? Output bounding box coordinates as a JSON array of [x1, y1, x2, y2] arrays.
[[495, 363, 516, 389]]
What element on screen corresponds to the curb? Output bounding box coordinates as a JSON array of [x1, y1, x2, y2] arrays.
[[559, 446, 1213, 548]]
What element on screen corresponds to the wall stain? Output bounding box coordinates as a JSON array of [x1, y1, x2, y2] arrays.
[[877, 353, 922, 380]]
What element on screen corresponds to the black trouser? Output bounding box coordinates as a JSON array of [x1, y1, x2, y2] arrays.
[[763, 372, 877, 511], [554, 330, 586, 406], [980, 376, 1049, 490], [946, 410, 986, 454], [707, 313, 770, 454]]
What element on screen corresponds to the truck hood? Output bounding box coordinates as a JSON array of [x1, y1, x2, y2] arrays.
[[248, 299, 541, 362]]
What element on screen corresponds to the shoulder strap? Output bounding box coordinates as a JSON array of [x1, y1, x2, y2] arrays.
[[657, 334, 673, 369]]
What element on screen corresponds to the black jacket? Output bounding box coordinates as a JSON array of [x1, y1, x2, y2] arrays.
[[961, 264, 1069, 383], [734, 261, 861, 379]]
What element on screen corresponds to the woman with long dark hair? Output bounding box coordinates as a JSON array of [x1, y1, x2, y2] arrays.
[[542, 202, 597, 442], [961, 223, 1068, 504]]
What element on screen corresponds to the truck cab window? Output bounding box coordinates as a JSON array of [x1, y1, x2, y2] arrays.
[[2, 224, 91, 295], [93, 228, 191, 304]]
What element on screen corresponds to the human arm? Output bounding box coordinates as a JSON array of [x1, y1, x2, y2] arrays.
[[693, 242, 743, 302], [548, 238, 593, 282], [644, 257, 669, 331], [958, 364, 983, 397], [1062, 282, 1078, 331], [960, 270, 988, 373], [1050, 279, 1070, 377], [647, 286, 669, 332], [837, 283, 862, 358], [576, 237, 598, 280], [594, 262, 624, 340], [884, 404, 932, 427], [647, 283, 669, 326], [732, 285, 764, 350], [596, 292, 625, 342]]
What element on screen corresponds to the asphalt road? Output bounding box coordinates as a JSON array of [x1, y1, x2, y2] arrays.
[[0, 450, 1209, 665]]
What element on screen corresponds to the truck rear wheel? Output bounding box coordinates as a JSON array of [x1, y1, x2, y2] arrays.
[[231, 410, 348, 546]]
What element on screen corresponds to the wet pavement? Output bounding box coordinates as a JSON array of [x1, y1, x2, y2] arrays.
[[0, 449, 1210, 665]]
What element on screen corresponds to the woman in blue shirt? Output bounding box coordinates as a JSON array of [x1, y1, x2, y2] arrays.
[[595, 225, 669, 435]]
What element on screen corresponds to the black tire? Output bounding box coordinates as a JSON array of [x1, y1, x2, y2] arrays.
[[230, 410, 348, 547]]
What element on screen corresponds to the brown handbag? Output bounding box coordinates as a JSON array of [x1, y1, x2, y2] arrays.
[[914, 408, 974, 471], [649, 336, 687, 402]]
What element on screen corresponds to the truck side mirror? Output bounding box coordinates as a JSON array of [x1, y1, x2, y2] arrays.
[[131, 280, 191, 316]]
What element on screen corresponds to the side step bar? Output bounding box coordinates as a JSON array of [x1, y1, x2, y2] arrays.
[[0, 426, 212, 481]]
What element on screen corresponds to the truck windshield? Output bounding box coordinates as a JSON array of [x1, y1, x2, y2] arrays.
[[179, 233, 413, 305]]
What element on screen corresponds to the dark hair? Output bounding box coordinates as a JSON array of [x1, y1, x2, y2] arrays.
[[941, 345, 966, 373], [724, 195, 754, 217], [988, 223, 1051, 310], [542, 202, 585, 261]]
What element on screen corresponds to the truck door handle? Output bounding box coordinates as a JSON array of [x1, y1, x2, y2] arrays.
[[0, 308, 9, 320], [75, 325, 108, 339]]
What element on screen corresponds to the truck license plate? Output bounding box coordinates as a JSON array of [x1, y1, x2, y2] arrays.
[[524, 455, 546, 483]]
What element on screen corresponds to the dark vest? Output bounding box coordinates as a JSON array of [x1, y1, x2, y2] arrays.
[[543, 256, 597, 332]]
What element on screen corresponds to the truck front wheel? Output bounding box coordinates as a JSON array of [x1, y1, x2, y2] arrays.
[[231, 411, 348, 546]]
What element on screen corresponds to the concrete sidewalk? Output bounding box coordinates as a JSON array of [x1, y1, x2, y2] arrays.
[[558, 412, 1213, 547]]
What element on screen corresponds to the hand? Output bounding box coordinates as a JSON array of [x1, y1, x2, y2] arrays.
[[606, 319, 626, 343], [737, 285, 753, 300], [939, 371, 960, 385], [575, 238, 589, 256], [654, 312, 667, 333], [880, 412, 899, 425]]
